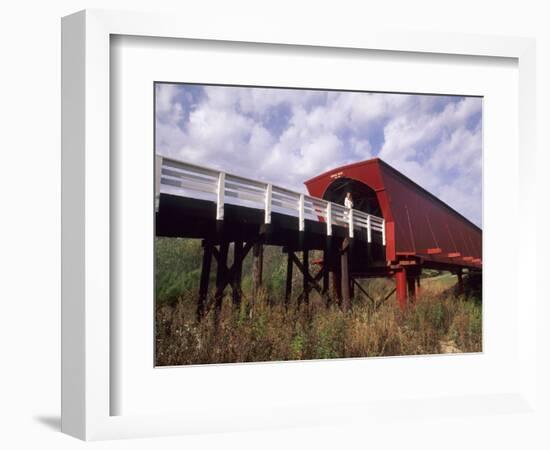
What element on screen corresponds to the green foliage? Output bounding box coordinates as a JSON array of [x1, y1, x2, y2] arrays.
[[155, 237, 204, 306]]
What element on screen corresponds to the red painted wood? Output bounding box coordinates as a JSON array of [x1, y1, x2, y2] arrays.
[[395, 269, 407, 310], [304, 158, 482, 270]]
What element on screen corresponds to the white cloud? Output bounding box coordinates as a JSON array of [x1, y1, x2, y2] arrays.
[[156, 85, 482, 226]]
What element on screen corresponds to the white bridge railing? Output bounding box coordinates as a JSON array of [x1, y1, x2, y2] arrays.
[[156, 155, 386, 245]]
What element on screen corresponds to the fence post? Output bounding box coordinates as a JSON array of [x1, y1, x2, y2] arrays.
[[341, 238, 351, 311], [298, 194, 305, 232], [366, 214, 371, 243], [264, 183, 272, 224], [326, 202, 332, 236], [216, 172, 225, 221], [348, 209, 354, 238]]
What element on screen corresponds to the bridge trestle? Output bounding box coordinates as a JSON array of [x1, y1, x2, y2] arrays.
[[196, 238, 258, 323]]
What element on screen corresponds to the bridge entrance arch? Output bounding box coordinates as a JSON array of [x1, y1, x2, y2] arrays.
[[321, 177, 382, 218]]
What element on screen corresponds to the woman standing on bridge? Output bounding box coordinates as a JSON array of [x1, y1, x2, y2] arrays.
[[344, 192, 354, 210], [344, 192, 354, 225]]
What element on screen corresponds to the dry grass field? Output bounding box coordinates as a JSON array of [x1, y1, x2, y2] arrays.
[[155, 238, 482, 366]]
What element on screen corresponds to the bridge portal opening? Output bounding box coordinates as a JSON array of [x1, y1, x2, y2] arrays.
[[322, 177, 382, 218]]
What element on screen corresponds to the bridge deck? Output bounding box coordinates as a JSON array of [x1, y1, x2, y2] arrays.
[[155, 156, 386, 252]]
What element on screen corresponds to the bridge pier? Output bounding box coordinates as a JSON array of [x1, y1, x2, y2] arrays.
[[214, 241, 229, 323], [407, 273, 417, 304], [285, 251, 293, 308], [252, 241, 264, 299], [332, 269, 342, 306], [456, 269, 464, 295], [283, 248, 329, 308], [322, 248, 330, 307], [341, 238, 351, 312], [197, 240, 213, 321], [395, 269, 407, 310], [197, 239, 256, 323], [232, 241, 243, 308], [302, 250, 310, 306], [395, 265, 423, 309]]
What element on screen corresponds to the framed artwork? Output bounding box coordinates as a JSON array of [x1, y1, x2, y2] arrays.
[[61, 9, 537, 441]]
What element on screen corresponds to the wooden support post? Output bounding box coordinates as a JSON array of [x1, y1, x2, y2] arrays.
[[332, 261, 342, 306], [416, 275, 421, 297], [322, 261, 329, 294], [323, 237, 332, 307], [252, 241, 264, 298], [395, 269, 407, 310], [250, 240, 264, 316], [322, 249, 330, 306], [214, 241, 229, 323], [232, 241, 243, 308], [197, 240, 212, 321], [285, 250, 293, 308], [456, 270, 464, 295], [341, 239, 351, 312], [302, 249, 309, 305], [407, 274, 416, 304]]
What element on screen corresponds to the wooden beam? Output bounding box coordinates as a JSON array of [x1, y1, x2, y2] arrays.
[[290, 253, 323, 286], [288, 251, 327, 306], [332, 269, 341, 305], [285, 251, 293, 308], [418, 247, 442, 255], [352, 278, 375, 305], [398, 260, 418, 266], [322, 249, 330, 306], [197, 240, 213, 321], [456, 270, 464, 295], [214, 241, 229, 324], [323, 264, 330, 293], [232, 241, 243, 308], [407, 275, 416, 304], [252, 241, 264, 299], [395, 269, 407, 310], [341, 238, 351, 312]]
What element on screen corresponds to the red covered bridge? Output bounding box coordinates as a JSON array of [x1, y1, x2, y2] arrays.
[[304, 158, 482, 307], [155, 155, 482, 318]]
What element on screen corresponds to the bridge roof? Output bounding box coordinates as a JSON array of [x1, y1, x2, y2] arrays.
[[304, 158, 482, 269]]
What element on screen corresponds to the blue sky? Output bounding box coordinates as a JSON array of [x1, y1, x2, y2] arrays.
[[156, 83, 482, 227]]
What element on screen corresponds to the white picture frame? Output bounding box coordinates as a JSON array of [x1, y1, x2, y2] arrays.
[[61, 9, 537, 441]]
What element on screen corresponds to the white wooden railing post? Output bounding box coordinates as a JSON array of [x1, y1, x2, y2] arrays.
[[216, 172, 225, 220], [348, 208, 354, 238], [326, 202, 332, 236], [366, 214, 371, 243], [298, 194, 305, 231], [264, 183, 272, 224], [382, 219, 386, 245]]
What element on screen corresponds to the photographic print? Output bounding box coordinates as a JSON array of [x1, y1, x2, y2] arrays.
[[154, 83, 482, 366]]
